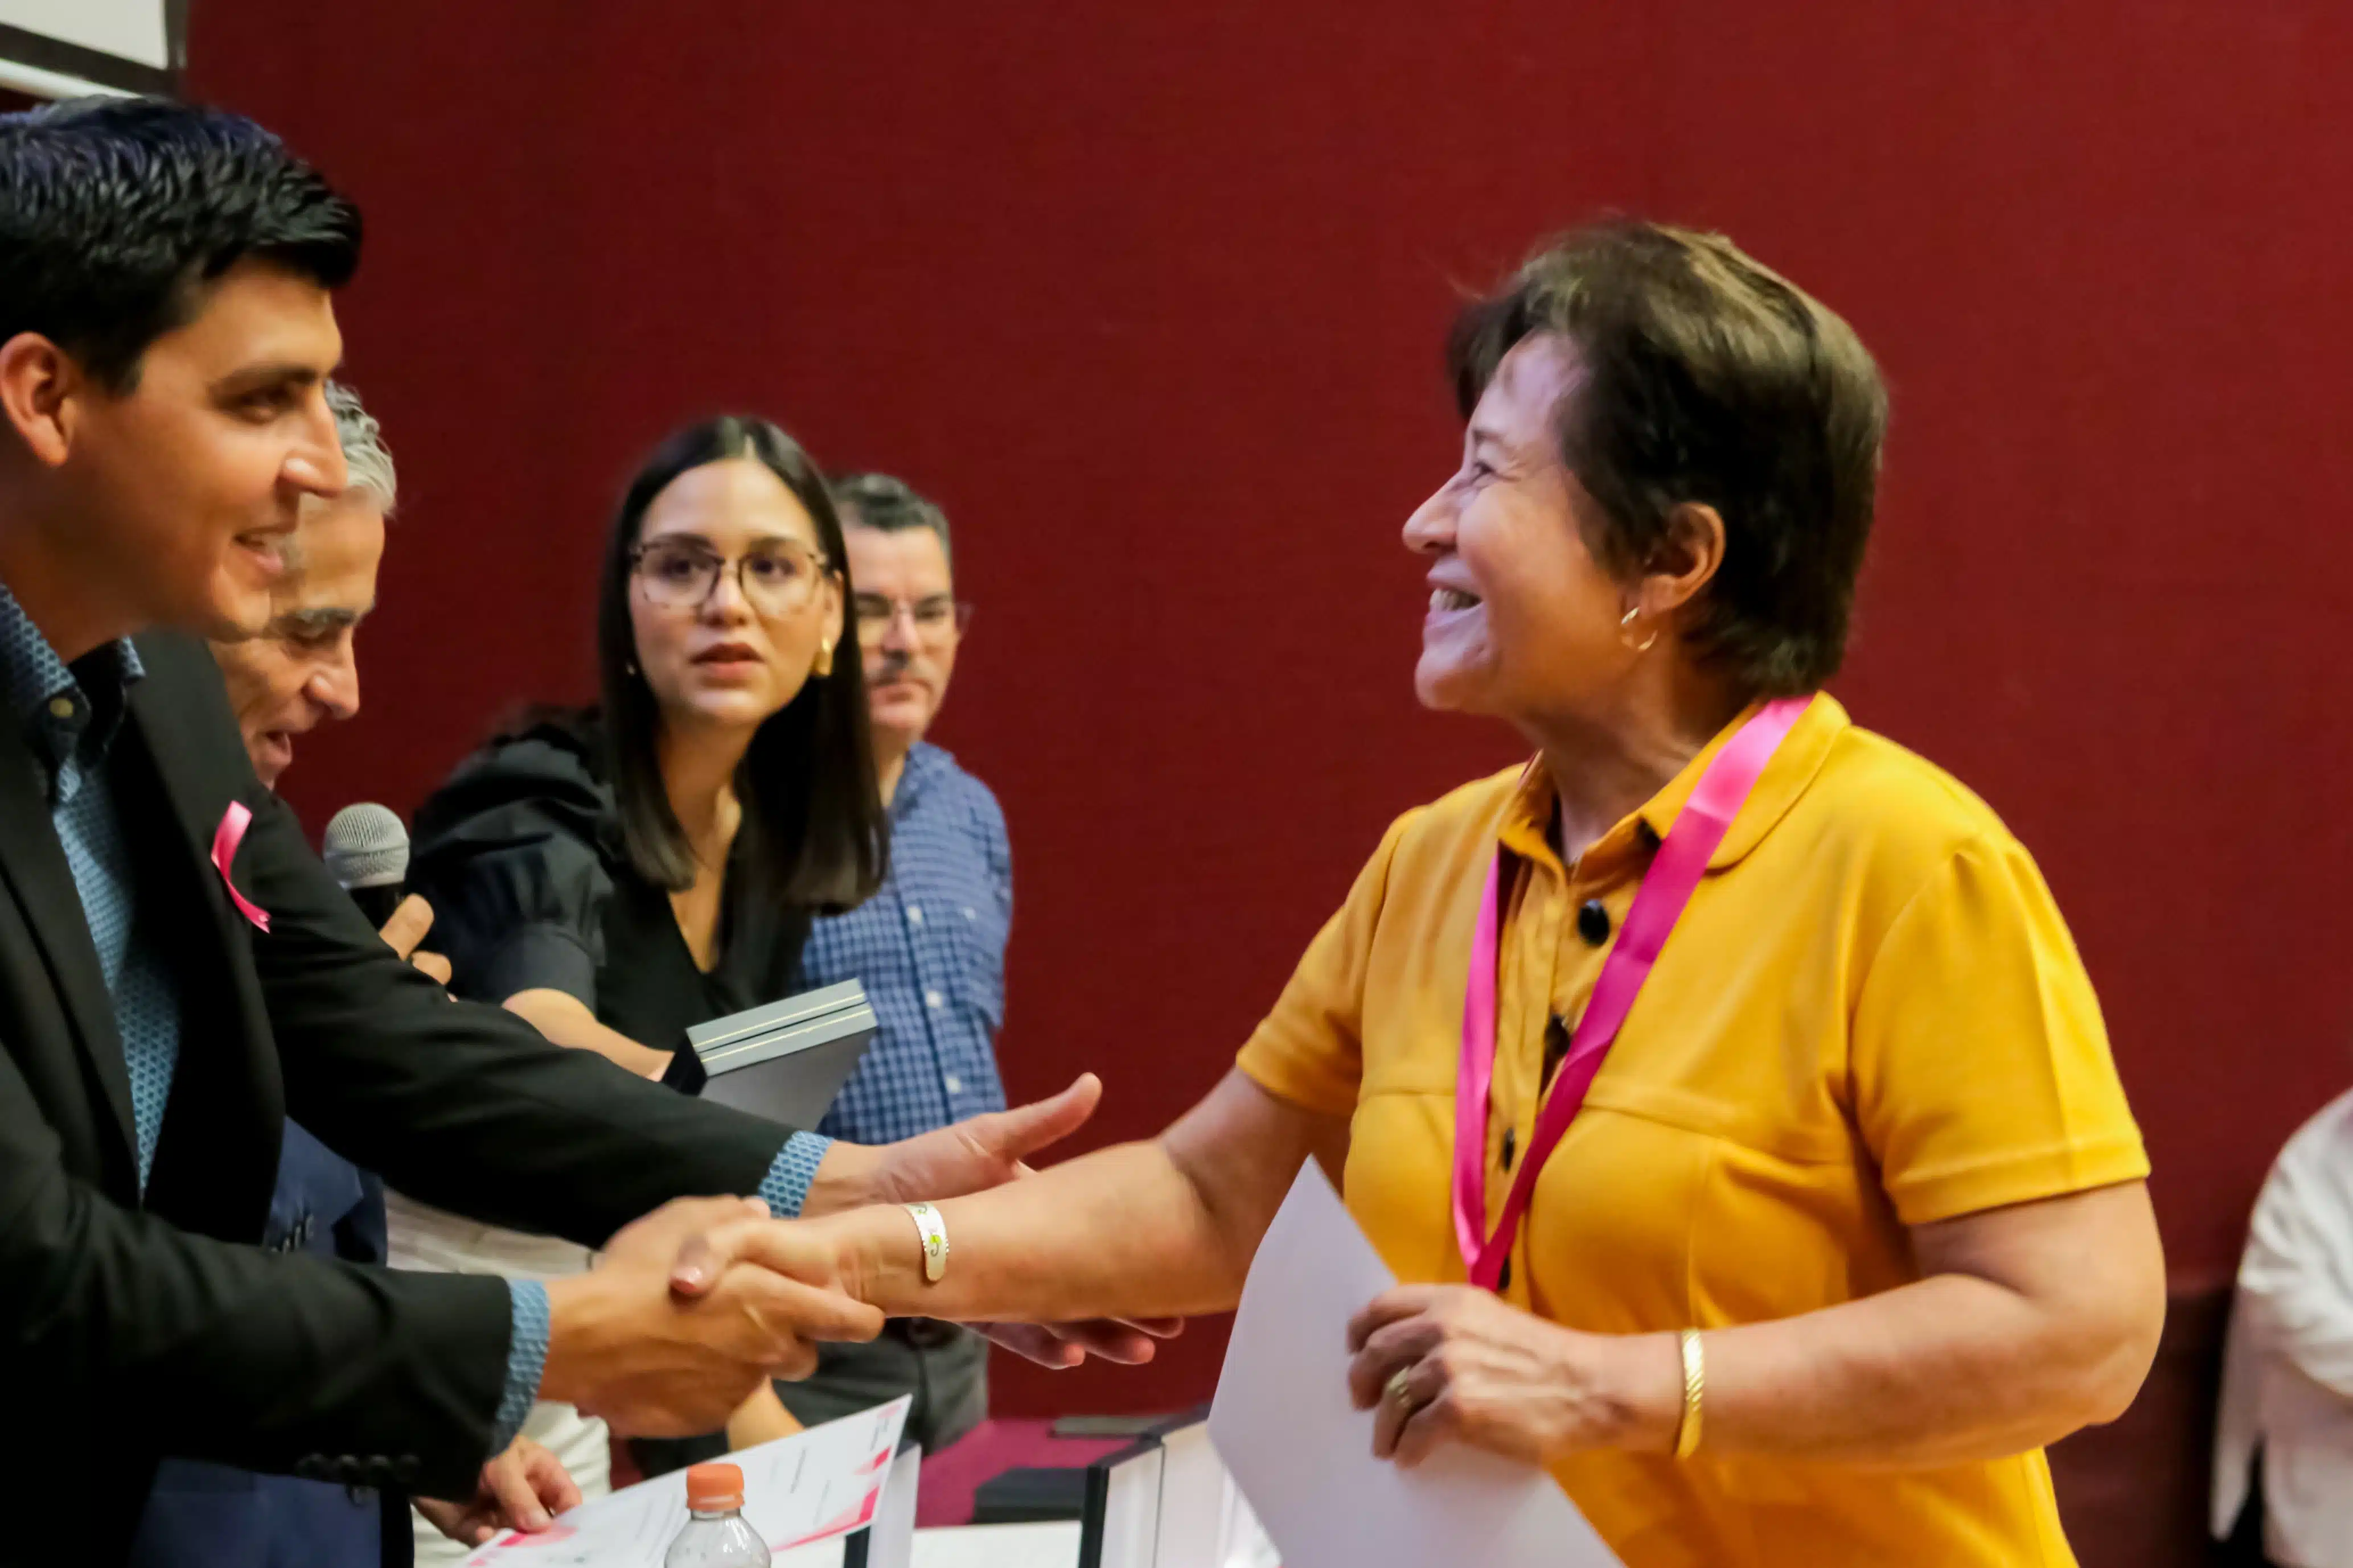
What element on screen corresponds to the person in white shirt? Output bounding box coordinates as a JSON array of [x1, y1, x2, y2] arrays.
[[2215, 1087, 2353, 1567]]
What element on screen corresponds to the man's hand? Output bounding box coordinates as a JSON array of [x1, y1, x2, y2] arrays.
[[415, 1435, 581, 1546], [540, 1197, 883, 1436], [804, 1074, 1103, 1216], [377, 892, 453, 985]]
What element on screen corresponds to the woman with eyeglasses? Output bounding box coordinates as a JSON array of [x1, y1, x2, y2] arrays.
[[384, 415, 882, 1557], [407, 417, 882, 1085]]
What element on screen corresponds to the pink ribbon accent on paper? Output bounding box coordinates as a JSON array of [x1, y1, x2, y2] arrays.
[[210, 801, 272, 933]]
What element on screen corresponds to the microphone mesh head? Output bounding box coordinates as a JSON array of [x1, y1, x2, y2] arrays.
[[322, 802, 410, 889]]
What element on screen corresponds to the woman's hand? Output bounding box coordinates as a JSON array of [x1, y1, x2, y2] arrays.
[[414, 1435, 581, 1546], [972, 1315, 1185, 1368], [805, 1075, 1106, 1215], [788, 1075, 1190, 1366], [663, 1200, 1185, 1370], [606, 1194, 774, 1277], [725, 1382, 805, 1449], [1346, 1286, 1680, 1468]]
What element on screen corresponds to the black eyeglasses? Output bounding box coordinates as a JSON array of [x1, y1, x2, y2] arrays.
[[630, 538, 833, 616]]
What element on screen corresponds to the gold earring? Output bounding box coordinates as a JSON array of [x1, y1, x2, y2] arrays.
[[814, 639, 835, 678], [1620, 606, 1659, 655]]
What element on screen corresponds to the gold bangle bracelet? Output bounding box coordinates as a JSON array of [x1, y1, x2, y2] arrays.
[[1673, 1328, 1705, 1459]]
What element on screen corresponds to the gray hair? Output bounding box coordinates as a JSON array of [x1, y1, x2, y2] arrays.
[[828, 471, 949, 569], [325, 379, 396, 513]]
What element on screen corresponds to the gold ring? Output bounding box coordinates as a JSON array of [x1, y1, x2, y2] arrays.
[[1385, 1369, 1416, 1410]]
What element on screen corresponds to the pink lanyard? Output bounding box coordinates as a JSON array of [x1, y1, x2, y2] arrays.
[[1451, 697, 1811, 1289]]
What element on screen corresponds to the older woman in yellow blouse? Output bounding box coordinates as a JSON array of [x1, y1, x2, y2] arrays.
[[701, 221, 2166, 1566]]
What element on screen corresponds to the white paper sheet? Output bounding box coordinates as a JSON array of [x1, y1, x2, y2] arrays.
[[1146, 1421, 1275, 1568], [907, 1522, 1081, 1568], [462, 1396, 910, 1567], [763, 1519, 1083, 1568], [1207, 1164, 1623, 1568], [863, 1443, 922, 1568]]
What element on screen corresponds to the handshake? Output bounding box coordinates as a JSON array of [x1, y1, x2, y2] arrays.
[[539, 1071, 1169, 1438]]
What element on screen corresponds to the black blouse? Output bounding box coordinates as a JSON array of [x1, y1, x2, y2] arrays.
[[408, 714, 813, 1085]]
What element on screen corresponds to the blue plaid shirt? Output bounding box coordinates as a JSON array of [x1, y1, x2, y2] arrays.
[[806, 742, 1011, 1142]]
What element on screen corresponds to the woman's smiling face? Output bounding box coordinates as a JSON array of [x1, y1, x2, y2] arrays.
[[1405, 334, 1637, 728]]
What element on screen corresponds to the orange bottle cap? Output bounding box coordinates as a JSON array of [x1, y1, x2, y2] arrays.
[[685, 1462, 746, 1511]]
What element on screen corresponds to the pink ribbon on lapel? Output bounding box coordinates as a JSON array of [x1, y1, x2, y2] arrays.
[[210, 801, 272, 933]]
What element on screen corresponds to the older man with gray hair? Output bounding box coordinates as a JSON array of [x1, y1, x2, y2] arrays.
[[212, 381, 389, 791]]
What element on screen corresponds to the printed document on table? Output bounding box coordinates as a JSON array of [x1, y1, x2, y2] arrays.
[[1208, 1164, 1622, 1568], [462, 1396, 910, 1567]]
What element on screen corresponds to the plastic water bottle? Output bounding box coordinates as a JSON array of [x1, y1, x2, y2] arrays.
[[664, 1463, 771, 1567]]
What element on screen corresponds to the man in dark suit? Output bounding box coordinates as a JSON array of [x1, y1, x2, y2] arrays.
[[0, 97, 1123, 1565], [128, 381, 535, 1566]]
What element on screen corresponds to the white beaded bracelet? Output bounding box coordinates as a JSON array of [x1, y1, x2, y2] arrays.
[[905, 1202, 950, 1285]]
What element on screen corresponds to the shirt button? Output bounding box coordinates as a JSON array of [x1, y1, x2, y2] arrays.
[[1542, 1015, 1571, 1085], [907, 906, 924, 925], [925, 990, 945, 1010], [1576, 899, 1612, 946], [962, 907, 977, 921], [46, 696, 73, 719], [943, 1073, 963, 1094]]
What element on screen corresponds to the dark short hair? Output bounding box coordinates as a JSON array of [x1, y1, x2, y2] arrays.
[[0, 96, 361, 392], [830, 471, 952, 569], [598, 416, 887, 908], [1447, 221, 1887, 695]]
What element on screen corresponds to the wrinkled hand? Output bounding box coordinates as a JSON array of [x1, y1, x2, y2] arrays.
[[733, 1078, 1181, 1368], [414, 1435, 581, 1547], [609, 1194, 772, 1277], [541, 1199, 882, 1436], [974, 1317, 1185, 1369], [1346, 1285, 1670, 1468], [942, 1081, 1182, 1367], [667, 1211, 1184, 1371], [844, 1074, 1106, 1209], [377, 894, 454, 985]]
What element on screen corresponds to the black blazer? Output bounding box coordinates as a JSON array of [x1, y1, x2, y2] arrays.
[[0, 633, 798, 1561]]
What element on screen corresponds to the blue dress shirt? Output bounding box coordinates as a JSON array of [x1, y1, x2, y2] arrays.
[[804, 742, 1011, 1143]]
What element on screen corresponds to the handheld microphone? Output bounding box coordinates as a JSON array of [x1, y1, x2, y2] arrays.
[[322, 802, 410, 929]]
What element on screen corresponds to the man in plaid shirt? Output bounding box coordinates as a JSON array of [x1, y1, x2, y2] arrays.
[[791, 472, 1009, 1450]]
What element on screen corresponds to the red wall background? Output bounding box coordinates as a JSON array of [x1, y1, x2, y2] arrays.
[[183, 2, 2353, 1544]]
